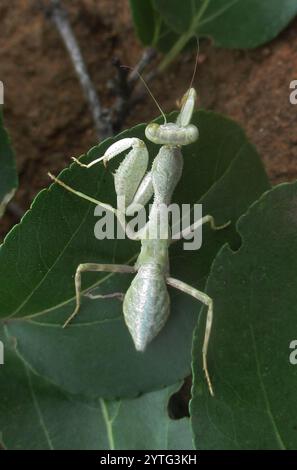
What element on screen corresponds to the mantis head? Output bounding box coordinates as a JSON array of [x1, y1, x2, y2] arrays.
[[145, 88, 199, 146]]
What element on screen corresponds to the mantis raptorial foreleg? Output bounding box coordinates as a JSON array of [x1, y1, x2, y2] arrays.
[[166, 276, 214, 396], [72, 138, 144, 168], [63, 263, 135, 328], [126, 171, 153, 216], [49, 136, 152, 240]]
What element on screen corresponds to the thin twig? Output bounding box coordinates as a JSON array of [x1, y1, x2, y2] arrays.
[[41, 1, 158, 136], [46, 0, 112, 140], [128, 48, 156, 86], [110, 48, 157, 132]]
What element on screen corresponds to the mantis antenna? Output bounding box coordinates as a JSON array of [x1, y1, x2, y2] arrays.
[[189, 37, 200, 91], [121, 65, 167, 124], [178, 37, 200, 117]]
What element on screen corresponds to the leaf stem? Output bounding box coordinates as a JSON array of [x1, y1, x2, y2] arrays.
[[158, 0, 211, 72], [100, 399, 115, 450]]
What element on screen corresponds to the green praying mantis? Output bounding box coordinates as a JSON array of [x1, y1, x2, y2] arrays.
[[48, 84, 229, 397]]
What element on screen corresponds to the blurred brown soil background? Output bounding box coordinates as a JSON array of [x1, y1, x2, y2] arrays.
[[1, 0, 297, 240]]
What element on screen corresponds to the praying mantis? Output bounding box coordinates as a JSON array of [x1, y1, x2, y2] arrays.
[[48, 86, 229, 396]]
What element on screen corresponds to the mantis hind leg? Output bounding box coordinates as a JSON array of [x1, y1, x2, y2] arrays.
[[63, 263, 135, 328], [166, 276, 214, 397]]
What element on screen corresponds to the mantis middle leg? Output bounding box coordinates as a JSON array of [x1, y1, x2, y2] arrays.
[[166, 276, 215, 396], [63, 263, 135, 328], [48, 173, 118, 216], [171, 214, 230, 243]]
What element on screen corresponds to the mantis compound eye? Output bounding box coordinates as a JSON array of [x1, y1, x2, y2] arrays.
[[145, 123, 160, 141]]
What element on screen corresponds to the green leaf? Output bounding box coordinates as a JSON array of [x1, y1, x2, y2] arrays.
[[0, 326, 192, 449], [129, 0, 157, 45], [0, 110, 269, 399], [150, 0, 297, 69], [0, 107, 18, 218], [154, 0, 297, 47], [199, 0, 297, 48], [129, 0, 179, 52], [191, 182, 297, 450], [100, 383, 194, 450]]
